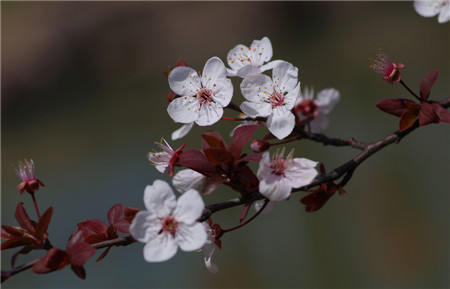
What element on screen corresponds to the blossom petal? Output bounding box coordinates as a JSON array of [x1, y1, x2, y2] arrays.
[[169, 66, 201, 97], [236, 65, 262, 78], [211, 78, 233, 107], [171, 122, 194, 141], [143, 180, 176, 217], [438, 2, 450, 22], [240, 74, 273, 103], [414, 0, 441, 17], [227, 44, 252, 71], [173, 169, 205, 193], [240, 101, 272, 118], [202, 57, 227, 89], [195, 102, 224, 126], [283, 83, 301, 110], [167, 95, 199, 124], [143, 234, 178, 262], [259, 178, 292, 201], [129, 211, 159, 243], [176, 222, 207, 252], [272, 61, 299, 93], [315, 88, 340, 114], [284, 159, 318, 188], [173, 189, 205, 224], [309, 113, 329, 133], [267, 107, 295, 139]]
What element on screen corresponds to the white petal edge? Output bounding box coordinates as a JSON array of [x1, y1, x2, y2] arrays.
[[129, 211, 158, 243], [171, 122, 194, 141], [167, 96, 199, 124], [266, 108, 295, 139], [168, 66, 202, 97]]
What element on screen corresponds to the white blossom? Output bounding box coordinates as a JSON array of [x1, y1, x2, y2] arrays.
[[240, 61, 300, 139], [130, 180, 207, 262], [167, 57, 233, 127], [295, 87, 340, 133], [414, 0, 450, 23], [257, 149, 318, 202], [227, 37, 282, 78], [171, 122, 194, 141]]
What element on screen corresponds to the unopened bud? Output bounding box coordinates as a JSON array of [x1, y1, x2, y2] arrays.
[[251, 139, 270, 153]]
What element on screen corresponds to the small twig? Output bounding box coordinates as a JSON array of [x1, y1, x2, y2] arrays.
[[399, 79, 421, 102]]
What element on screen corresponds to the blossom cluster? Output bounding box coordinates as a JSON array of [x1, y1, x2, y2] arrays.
[[136, 37, 344, 273]]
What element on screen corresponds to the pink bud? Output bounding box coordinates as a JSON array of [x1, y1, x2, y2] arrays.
[[250, 140, 270, 153]]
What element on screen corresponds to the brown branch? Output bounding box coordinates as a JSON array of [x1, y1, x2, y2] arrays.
[[3, 97, 449, 283]]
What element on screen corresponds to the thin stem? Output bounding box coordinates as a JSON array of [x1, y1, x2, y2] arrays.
[[269, 135, 301, 147], [30, 192, 41, 220], [221, 116, 247, 122], [400, 79, 421, 102], [222, 199, 268, 234]]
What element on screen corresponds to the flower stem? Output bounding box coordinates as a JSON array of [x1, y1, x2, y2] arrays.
[[269, 135, 301, 146], [30, 192, 41, 220], [221, 116, 246, 122], [400, 80, 421, 102], [222, 199, 268, 234]]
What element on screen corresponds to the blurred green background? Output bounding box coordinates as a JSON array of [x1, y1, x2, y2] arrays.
[[1, 2, 449, 288]]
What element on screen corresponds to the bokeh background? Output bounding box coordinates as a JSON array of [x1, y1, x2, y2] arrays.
[[2, 2, 449, 288]]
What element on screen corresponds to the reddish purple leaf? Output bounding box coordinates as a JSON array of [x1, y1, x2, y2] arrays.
[[1, 225, 24, 238], [230, 125, 258, 158], [114, 219, 131, 234], [107, 203, 123, 225], [399, 102, 420, 131], [238, 153, 262, 163], [32, 248, 68, 274], [300, 191, 335, 212], [175, 58, 187, 67], [106, 225, 118, 239], [71, 265, 87, 279], [177, 149, 216, 175], [202, 175, 225, 195], [123, 207, 140, 222], [375, 98, 409, 117], [431, 103, 450, 123], [1, 237, 35, 250], [14, 203, 35, 234], [420, 70, 439, 101], [77, 219, 108, 238], [166, 91, 175, 103], [201, 131, 227, 150], [204, 148, 234, 165], [67, 241, 96, 266], [35, 207, 53, 240], [419, 102, 439, 126]]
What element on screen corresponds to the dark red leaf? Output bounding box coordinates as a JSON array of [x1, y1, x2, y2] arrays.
[[399, 103, 420, 131], [238, 153, 262, 163], [375, 98, 409, 117], [114, 220, 130, 234], [32, 248, 68, 274], [96, 246, 112, 262], [67, 241, 96, 266], [419, 102, 439, 126], [177, 149, 216, 175], [1, 225, 25, 238], [202, 175, 224, 195], [11, 245, 33, 268], [166, 91, 175, 102], [420, 70, 439, 101], [123, 207, 140, 222], [1, 237, 35, 250], [106, 225, 118, 239], [300, 191, 335, 212], [431, 103, 450, 123], [230, 125, 258, 158], [14, 203, 35, 234], [35, 207, 53, 240], [77, 219, 108, 238], [71, 265, 86, 279], [204, 148, 234, 165], [107, 203, 123, 225], [201, 131, 227, 150]]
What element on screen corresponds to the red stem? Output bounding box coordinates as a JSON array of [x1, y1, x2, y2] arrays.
[[399, 79, 421, 102], [30, 192, 41, 220], [222, 199, 268, 234]]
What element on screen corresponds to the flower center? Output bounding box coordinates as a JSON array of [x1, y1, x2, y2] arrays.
[[197, 88, 213, 104], [161, 216, 178, 235], [296, 99, 318, 119], [269, 92, 285, 108]]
